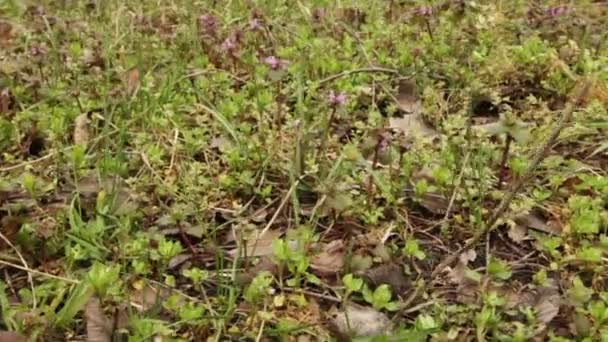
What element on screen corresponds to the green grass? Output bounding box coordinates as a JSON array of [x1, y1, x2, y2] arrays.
[[1, 0, 608, 341]]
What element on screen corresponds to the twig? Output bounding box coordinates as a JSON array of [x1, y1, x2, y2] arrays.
[[259, 179, 300, 238], [0, 233, 36, 309], [0, 259, 79, 284], [283, 287, 342, 303], [431, 80, 592, 278], [442, 151, 471, 221], [0, 153, 56, 172], [317, 67, 403, 85]]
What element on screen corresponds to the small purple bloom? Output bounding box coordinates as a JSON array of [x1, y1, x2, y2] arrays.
[[221, 32, 241, 57], [198, 14, 218, 37], [415, 6, 434, 17], [264, 55, 287, 70], [546, 5, 568, 17], [250, 18, 262, 30], [328, 90, 347, 107]]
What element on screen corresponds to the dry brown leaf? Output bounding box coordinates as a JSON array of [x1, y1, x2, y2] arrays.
[[507, 223, 528, 243], [228, 229, 283, 258], [74, 113, 90, 145], [361, 262, 411, 295], [330, 302, 393, 338], [389, 115, 437, 139], [515, 211, 559, 235], [396, 78, 421, 115], [535, 286, 561, 325], [310, 240, 345, 276], [235, 257, 279, 286], [0, 21, 14, 47], [0, 88, 14, 114], [447, 250, 477, 284], [129, 281, 173, 312], [85, 296, 113, 342], [125, 67, 141, 97], [389, 78, 437, 139], [0, 331, 26, 342]]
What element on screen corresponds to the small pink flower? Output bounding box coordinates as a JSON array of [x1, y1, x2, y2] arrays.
[[198, 14, 218, 37], [415, 6, 434, 17], [328, 90, 347, 107], [250, 18, 262, 30], [546, 5, 568, 17], [264, 55, 287, 70]]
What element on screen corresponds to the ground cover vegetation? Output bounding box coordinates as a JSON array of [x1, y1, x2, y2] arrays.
[[1, 0, 608, 341]]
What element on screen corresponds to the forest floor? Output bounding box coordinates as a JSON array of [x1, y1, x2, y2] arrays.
[[1, 1, 608, 341]]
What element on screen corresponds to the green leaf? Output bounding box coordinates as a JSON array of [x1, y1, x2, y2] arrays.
[[55, 281, 94, 327], [415, 314, 440, 331], [569, 277, 594, 305], [404, 239, 426, 260], [373, 284, 393, 307], [343, 274, 363, 292], [487, 257, 512, 280], [577, 246, 603, 263]]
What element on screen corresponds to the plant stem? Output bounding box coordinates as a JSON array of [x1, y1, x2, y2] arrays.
[[496, 134, 512, 189], [430, 80, 592, 278], [424, 19, 434, 41]]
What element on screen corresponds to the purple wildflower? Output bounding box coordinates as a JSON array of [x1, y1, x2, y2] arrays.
[[198, 14, 218, 37], [546, 5, 568, 17], [264, 55, 287, 70], [250, 18, 262, 30], [415, 6, 434, 17], [328, 90, 347, 107], [221, 32, 242, 57]]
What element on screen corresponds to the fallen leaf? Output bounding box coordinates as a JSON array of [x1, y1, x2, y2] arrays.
[[0, 21, 14, 47], [73, 113, 90, 145], [330, 302, 393, 338], [85, 296, 113, 342], [417, 192, 450, 215], [235, 257, 279, 286], [0, 331, 26, 342], [389, 78, 437, 139], [168, 254, 191, 269], [361, 262, 411, 295], [129, 281, 172, 312], [228, 229, 283, 258], [507, 223, 528, 243], [396, 78, 421, 115], [311, 240, 345, 276], [389, 115, 437, 139], [535, 286, 561, 325], [514, 210, 558, 235], [125, 67, 140, 97], [447, 249, 477, 284], [0, 87, 15, 114]]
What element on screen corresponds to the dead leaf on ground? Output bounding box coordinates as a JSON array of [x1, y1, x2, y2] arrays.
[[73, 113, 90, 145], [396, 78, 421, 115], [0, 21, 15, 47], [389, 78, 437, 139], [0, 331, 26, 342], [310, 240, 345, 276], [360, 262, 411, 295], [330, 302, 393, 338], [0, 87, 16, 115], [535, 286, 561, 325], [446, 249, 477, 284], [515, 210, 559, 235], [129, 280, 174, 312], [235, 257, 279, 286], [85, 295, 113, 342], [389, 115, 437, 139], [227, 229, 283, 258], [125, 67, 141, 97]]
